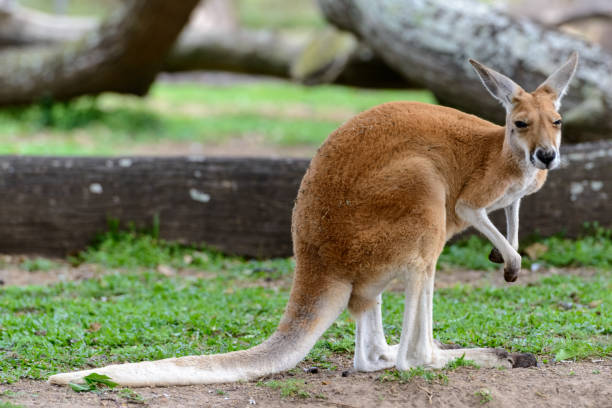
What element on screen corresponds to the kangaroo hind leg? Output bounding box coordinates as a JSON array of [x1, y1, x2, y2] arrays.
[[351, 293, 398, 372], [396, 262, 534, 370]]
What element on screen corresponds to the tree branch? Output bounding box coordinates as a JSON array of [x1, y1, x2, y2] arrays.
[[0, 0, 200, 106]]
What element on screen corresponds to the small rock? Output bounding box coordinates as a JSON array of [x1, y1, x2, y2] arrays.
[[157, 264, 176, 276], [588, 300, 603, 308]]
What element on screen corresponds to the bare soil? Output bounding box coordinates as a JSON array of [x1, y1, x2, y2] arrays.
[[1, 259, 610, 408], [2, 358, 611, 408], [0, 254, 600, 291]]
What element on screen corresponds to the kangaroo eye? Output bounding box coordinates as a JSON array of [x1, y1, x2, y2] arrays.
[[514, 121, 528, 129], [553, 119, 562, 126]]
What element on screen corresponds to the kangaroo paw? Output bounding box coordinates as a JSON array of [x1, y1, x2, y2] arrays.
[[488, 247, 504, 263]]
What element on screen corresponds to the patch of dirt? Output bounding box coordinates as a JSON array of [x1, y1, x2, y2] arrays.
[[0, 255, 107, 287], [2, 357, 611, 408], [0, 254, 600, 291], [433, 265, 600, 289]]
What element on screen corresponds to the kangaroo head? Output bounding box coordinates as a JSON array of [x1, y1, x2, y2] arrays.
[[469, 53, 578, 170]]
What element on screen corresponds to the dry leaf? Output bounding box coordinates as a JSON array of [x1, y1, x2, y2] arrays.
[[525, 243, 549, 260], [157, 264, 175, 276], [88, 322, 102, 332]]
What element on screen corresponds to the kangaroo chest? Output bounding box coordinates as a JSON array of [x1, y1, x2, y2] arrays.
[[487, 169, 545, 212]]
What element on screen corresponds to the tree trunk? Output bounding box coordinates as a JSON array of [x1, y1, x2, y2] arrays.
[[318, 0, 612, 143], [0, 2, 409, 90], [165, 28, 300, 79], [165, 28, 409, 88], [0, 1, 95, 47], [0, 0, 200, 106], [508, 0, 612, 54]]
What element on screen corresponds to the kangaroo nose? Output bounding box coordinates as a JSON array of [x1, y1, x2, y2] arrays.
[[536, 149, 556, 165]]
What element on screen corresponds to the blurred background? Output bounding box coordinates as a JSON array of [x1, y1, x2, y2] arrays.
[[0, 0, 610, 158], [0, 4, 610, 400]]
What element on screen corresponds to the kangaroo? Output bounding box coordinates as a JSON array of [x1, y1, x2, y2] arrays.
[[49, 53, 578, 387]]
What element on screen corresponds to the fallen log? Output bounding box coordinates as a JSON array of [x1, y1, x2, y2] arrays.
[[0, 142, 610, 258], [0, 1, 409, 89], [0, 0, 200, 106], [164, 28, 409, 88], [318, 0, 612, 143], [0, 156, 307, 258]]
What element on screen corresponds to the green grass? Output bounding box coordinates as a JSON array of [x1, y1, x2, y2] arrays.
[[0, 402, 24, 408], [149, 82, 434, 114], [475, 388, 493, 404], [1, 228, 611, 383], [378, 366, 449, 384], [75, 224, 295, 281], [444, 354, 480, 370], [439, 226, 612, 271], [20, 0, 324, 29], [260, 379, 312, 398], [237, 0, 325, 30], [19, 258, 59, 273], [0, 83, 434, 156]]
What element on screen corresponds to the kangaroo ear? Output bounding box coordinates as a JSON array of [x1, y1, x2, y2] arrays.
[[536, 52, 579, 109], [469, 59, 522, 111]]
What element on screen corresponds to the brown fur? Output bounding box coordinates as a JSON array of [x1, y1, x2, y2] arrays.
[[291, 94, 555, 315]]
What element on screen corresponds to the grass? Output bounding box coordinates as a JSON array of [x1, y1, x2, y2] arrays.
[[444, 354, 479, 370], [237, 0, 326, 30], [0, 391, 21, 408], [21, 0, 325, 30], [260, 379, 312, 398], [439, 225, 612, 271], [378, 367, 449, 385], [0, 402, 23, 408], [0, 228, 610, 384], [0, 83, 434, 156], [475, 388, 493, 404], [19, 258, 59, 273]]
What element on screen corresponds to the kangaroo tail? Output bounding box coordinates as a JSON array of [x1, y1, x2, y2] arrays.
[[48, 275, 351, 387]]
